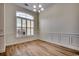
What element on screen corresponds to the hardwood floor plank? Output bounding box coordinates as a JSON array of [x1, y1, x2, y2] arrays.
[[0, 39, 79, 56]]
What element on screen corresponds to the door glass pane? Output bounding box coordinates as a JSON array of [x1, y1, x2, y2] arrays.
[[27, 20, 30, 27], [22, 28, 26, 36], [16, 27, 21, 37], [31, 28, 34, 35], [31, 21, 34, 27], [27, 28, 30, 36], [16, 18, 21, 27], [22, 19, 26, 27]]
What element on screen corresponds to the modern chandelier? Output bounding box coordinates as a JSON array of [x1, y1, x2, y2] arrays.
[[33, 4, 44, 13]]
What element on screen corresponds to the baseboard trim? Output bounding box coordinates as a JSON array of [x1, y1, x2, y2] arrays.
[[0, 49, 5, 53], [39, 39, 79, 51], [6, 39, 37, 46]]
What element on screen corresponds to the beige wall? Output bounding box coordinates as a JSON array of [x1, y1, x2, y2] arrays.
[[4, 3, 38, 46], [0, 3, 5, 53], [39, 4, 79, 34], [0, 3, 4, 32]]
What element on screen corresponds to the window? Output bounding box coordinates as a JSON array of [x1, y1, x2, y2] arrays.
[[16, 11, 34, 37]]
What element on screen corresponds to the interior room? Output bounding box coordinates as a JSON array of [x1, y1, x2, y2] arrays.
[[0, 3, 79, 56]]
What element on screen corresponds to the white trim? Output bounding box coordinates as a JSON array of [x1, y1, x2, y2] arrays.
[[6, 38, 37, 46]]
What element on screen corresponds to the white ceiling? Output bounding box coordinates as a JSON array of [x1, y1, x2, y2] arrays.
[[15, 3, 54, 12]]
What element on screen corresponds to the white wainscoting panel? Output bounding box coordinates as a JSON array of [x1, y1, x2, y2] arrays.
[[40, 33, 79, 51], [71, 35, 79, 47], [60, 34, 70, 45]]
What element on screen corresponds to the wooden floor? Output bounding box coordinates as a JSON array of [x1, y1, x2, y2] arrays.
[[0, 40, 79, 56]]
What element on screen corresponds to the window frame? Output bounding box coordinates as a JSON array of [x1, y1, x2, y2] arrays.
[[16, 16, 34, 37]]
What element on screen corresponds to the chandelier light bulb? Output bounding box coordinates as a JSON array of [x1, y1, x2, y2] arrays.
[[41, 8, 44, 11], [33, 9, 36, 12], [38, 10, 40, 13], [33, 5, 36, 8], [39, 4, 42, 8]]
